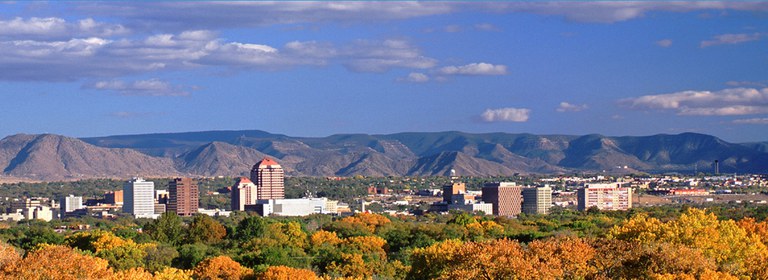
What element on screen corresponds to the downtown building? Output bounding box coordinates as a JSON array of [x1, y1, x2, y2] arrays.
[[168, 178, 199, 216], [482, 182, 523, 217], [250, 157, 285, 200], [522, 185, 552, 215], [577, 183, 633, 211], [123, 178, 157, 219], [231, 177, 258, 211]]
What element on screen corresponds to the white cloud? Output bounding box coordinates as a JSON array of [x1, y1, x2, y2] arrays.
[[342, 39, 437, 72], [656, 39, 672, 47], [398, 72, 429, 83], [732, 118, 768, 125], [72, 2, 768, 30], [439, 63, 507, 76], [0, 17, 128, 40], [556, 102, 588, 112], [620, 87, 768, 116], [474, 23, 500, 31], [481, 107, 530, 122], [444, 25, 462, 33], [86, 79, 191, 96], [726, 80, 767, 87], [700, 33, 762, 48]]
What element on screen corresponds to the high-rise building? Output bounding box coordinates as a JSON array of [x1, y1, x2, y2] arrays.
[[577, 183, 632, 211], [60, 195, 84, 213], [522, 186, 552, 215], [104, 190, 123, 205], [250, 157, 285, 200], [231, 177, 258, 211], [123, 178, 156, 218], [443, 182, 467, 204], [482, 182, 522, 217], [168, 178, 199, 216]]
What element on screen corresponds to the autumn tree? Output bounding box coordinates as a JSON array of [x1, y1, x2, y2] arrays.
[[187, 214, 227, 244], [4, 244, 114, 279], [192, 256, 253, 280], [255, 265, 320, 280]]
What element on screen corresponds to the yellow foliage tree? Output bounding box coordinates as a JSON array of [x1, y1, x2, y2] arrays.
[[407, 239, 463, 280], [0, 242, 20, 272], [607, 213, 666, 243], [153, 267, 193, 280], [3, 244, 114, 279], [255, 265, 320, 280], [326, 253, 371, 279], [310, 230, 342, 247], [111, 267, 153, 280], [192, 256, 252, 280]]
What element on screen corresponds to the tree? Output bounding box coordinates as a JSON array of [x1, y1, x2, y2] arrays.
[[187, 214, 227, 244], [255, 265, 319, 280], [192, 256, 252, 280], [110, 267, 153, 280], [4, 244, 114, 279], [143, 243, 179, 273], [153, 267, 193, 280], [235, 216, 268, 242], [144, 212, 185, 245]]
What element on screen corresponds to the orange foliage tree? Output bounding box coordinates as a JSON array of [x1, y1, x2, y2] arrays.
[[3, 244, 114, 279], [192, 255, 253, 280], [255, 265, 320, 280]]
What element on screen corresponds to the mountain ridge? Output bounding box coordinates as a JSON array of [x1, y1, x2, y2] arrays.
[[0, 130, 762, 181]]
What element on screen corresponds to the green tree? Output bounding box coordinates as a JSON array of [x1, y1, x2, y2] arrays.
[[187, 214, 226, 244], [144, 212, 185, 245]]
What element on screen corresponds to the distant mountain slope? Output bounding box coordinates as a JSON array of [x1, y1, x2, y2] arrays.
[[0, 130, 765, 180], [1, 134, 177, 180]]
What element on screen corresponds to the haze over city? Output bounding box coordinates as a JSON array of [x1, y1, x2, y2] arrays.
[[1, 2, 767, 142]]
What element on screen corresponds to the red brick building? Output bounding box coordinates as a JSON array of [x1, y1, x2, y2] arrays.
[[168, 177, 199, 216]]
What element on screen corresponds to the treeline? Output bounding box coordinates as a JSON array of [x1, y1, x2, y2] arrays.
[[1, 204, 768, 279]]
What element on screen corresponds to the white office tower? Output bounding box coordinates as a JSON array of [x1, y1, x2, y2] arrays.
[[60, 195, 84, 213], [123, 178, 157, 219]]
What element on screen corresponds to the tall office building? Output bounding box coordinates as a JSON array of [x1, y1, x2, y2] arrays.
[[104, 190, 123, 205], [577, 183, 632, 211], [443, 182, 467, 204], [231, 177, 258, 211], [168, 178, 199, 216], [123, 178, 156, 218], [60, 195, 84, 213], [482, 182, 523, 217], [522, 186, 552, 215], [250, 157, 285, 200]]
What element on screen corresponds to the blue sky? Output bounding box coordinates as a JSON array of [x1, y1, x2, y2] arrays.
[[1, 2, 767, 143]]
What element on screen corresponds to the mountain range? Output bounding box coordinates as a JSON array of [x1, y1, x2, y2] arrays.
[[0, 130, 765, 181]]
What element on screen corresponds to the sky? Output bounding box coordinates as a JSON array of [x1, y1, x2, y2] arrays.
[[1, 2, 767, 143]]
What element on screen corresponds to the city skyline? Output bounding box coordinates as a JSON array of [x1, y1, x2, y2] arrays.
[[1, 2, 767, 142]]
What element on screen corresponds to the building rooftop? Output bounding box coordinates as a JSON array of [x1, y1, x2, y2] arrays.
[[256, 157, 280, 167]]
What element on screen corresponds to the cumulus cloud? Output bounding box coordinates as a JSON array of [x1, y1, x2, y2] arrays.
[[480, 107, 531, 122], [732, 118, 768, 125], [85, 79, 191, 96], [398, 72, 429, 83], [700, 33, 762, 48], [0, 17, 128, 40], [656, 39, 672, 47], [341, 39, 437, 72], [620, 87, 768, 116], [556, 102, 588, 112], [439, 63, 507, 76]]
